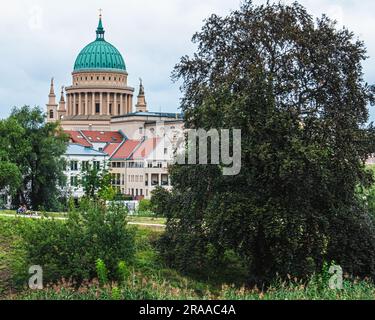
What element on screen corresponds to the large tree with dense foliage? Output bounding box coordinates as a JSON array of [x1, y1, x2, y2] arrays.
[[8, 106, 68, 211], [0, 118, 25, 194], [159, 1, 375, 283]]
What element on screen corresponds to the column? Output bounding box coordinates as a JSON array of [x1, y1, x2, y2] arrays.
[[120, 94, 123, 115], [100, 92, 103, 115], [114, 93, 117, 116], [85, 92, 88, 116], [78, 93, 82, 115], [92, 92, 96, 115], [130, 95, 133, 113], [107, 92, 110, 116], [159, 174, 162, 186], [73, 94, 76, 115]]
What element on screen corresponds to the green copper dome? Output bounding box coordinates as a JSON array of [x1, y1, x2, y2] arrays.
[[73, 16, 126, 72]]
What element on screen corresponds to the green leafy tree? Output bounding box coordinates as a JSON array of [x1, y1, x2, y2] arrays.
[[159, 1, 375, 283], [8, 106, 68, 210], [138, 198, 152, 213], [81, 163, 116, 201], [0, 118, 26, 194], [150, 186, 171, 216]]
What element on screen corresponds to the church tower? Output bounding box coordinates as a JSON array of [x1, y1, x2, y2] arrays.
[[135, 79, 148, 113], [58, 86, 67, 119], [46, 78, 58, 122]]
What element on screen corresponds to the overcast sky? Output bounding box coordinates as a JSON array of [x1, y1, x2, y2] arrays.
[[1, 0, 375, 121]]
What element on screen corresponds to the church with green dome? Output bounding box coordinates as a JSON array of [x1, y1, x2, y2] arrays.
[[46, 14, 150, 130], [73, 17, 127, 72]]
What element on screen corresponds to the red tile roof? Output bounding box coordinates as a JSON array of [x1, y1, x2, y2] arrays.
[[131, 137, 160, 159], [103, 143, 122, 157], [64, 131, 92, 147], [81, 130, 123, 143], [111, 140, 141, 159]]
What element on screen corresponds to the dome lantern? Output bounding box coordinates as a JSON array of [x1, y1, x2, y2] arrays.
[[96, 13, 105, 41]]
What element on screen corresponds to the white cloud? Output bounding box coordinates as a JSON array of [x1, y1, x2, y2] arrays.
[[1, 0, 374, 121]]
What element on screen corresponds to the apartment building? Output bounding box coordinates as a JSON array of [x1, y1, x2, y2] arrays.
[[62, 143, 108, 199]]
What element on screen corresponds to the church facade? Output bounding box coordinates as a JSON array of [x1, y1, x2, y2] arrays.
[[46, 15, 184, 200]]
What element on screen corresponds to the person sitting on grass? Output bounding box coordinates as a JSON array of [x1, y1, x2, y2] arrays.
[[16, 204, 28, 215]]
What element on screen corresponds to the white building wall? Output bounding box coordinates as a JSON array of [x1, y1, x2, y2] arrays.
[[63, 153, 108, 199]]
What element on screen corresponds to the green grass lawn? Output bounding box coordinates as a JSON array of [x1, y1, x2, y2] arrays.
[[0, 211, 166, 226], [127, 216, 166, 225], [1, 215, 375, 300]]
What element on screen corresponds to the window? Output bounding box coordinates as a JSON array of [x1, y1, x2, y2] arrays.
[[161, 174, 169, 186], [109, 103, 112, 115], [76, 104, 79, 114], [93, 161, 100, 170], [164, 148, 168, 155], [139, 127, 143, 134], [49, 110, 54, 119], [81, 161, 89, 171], [70, 161, 78, 171], [95, 103, 100, 114], [151, 174, 159, 186], [70, 175, 78, 187], [118, 104, 121, 114]]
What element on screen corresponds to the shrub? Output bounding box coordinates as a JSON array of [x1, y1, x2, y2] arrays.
[[138, 199, 152, 213], [20, 200, 135, 284], [96, 259, 108, 285], [150, 187, 170, 216]]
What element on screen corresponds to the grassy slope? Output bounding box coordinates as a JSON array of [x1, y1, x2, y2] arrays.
[[1, 216, 375, 300]]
